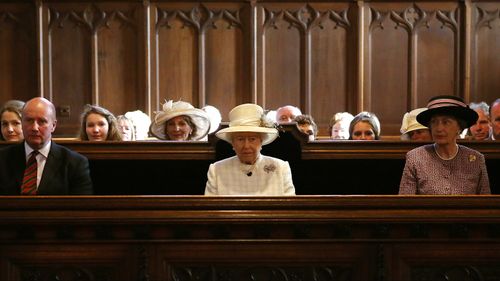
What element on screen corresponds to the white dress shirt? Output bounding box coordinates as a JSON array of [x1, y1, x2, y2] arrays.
[[205, 154, 296, 196]]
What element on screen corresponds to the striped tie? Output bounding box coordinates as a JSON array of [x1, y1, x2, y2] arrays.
[[21, 151, 38, 195]]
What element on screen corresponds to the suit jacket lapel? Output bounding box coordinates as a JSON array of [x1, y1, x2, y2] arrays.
[[38, 142, 61, 192], [11, 143, 27, 194]]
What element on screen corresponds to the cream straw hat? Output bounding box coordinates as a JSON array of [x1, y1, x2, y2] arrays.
[[216, 103, 278, 145]]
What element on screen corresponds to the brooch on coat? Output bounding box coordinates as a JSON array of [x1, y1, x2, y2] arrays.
[[264, 164, 276, 174], [469, 155, 476, 162]]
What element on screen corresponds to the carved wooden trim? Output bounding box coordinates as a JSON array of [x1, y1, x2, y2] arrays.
[[48, 4, 137, 35], [0, 11, 22, 25], [263, 5, 350, 32], [155, 4, 242, 32], [475, 6, 500, 29], [169, 265, 352, 280], [370, 4, 458, 34]]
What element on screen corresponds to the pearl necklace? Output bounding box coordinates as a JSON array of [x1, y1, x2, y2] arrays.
[[433, 143, 459, 160]]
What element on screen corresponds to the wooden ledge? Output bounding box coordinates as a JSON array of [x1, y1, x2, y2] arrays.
[[1, 196, 500, 223]]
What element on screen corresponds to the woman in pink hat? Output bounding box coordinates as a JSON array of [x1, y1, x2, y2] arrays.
[[204, 103, 296, 196], [399, 95, 490, 194]]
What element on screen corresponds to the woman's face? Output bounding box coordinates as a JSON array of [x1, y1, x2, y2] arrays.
[[86, 113, 109, 141], [430, 115, 460, 146], [118, 119, 133, 141], [231, 132, 262, 164], [331, 121, 350, 139], [166, 115, 193, 140], [351, 121, 375, 140], [1, 111, 24, 141], [408, 129, 432, 141]]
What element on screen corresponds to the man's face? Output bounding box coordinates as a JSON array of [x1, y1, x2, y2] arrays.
[[22, 99, 57, 150], [276, 106, 300, 123], [469, 109, 491, 140], [491, 102, 500, 140]]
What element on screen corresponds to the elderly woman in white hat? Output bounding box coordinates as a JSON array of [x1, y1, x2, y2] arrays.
[[205, 103, 296, 196], [400, 108, 432, 141], [399, 95, 490, 195], [150, 100, 210, 141]]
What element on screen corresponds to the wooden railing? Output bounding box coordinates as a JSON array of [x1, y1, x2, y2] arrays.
[[1, 196, 500, 281], [1, 125, 499, 195]]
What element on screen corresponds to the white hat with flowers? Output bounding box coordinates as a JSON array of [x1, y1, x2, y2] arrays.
[[216, 103, 278, 145], [150, 100, 210, 140]]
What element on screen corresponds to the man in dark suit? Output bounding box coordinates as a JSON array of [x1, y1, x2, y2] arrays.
[[0, 97, 93, 195]]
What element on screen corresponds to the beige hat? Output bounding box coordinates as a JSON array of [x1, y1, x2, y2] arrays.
[[150, 100, 210, 140], [216, 103, 278, 145], [400, 108, 428, 137]]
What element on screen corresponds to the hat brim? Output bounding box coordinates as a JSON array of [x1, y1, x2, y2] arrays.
[[150, 110, 210, 140], [402, 124, 428, 135], [216, 126, 278, 146], [417, 106, 478, 128]]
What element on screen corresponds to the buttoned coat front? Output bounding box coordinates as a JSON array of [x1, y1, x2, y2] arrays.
[[205, 155, 295, 196]]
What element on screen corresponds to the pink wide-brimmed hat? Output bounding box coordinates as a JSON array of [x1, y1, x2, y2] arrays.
[[417, 95, 478, 128]]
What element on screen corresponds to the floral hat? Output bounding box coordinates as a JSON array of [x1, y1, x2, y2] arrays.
[[150, 100, 210, 140], [216, 103, 278, 145]]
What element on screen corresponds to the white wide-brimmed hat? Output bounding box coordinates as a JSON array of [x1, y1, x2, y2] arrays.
[[150, 100, 210, 140], [216, 103, 278, 145], [400, 108, 428, 137]]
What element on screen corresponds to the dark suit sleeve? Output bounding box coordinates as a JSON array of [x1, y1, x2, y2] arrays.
[[68, 152, 93, 195]]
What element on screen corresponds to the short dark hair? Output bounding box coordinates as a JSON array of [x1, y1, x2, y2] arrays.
[[294, 114, 318, 137]]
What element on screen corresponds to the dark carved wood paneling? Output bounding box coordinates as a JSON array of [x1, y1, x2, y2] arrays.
[[470, 2, 500, 105], [0, 125, 499, 195], [0, 0, 499, 137], [259, 4, 303, 110], [158, 243, 370, 280], [153, 3, 198, 110], [2, 197, 500, 280], [204, 3, 250, 118], [366, 2, 462, 135], [45, 3, 94, 136], [44, 2, 144, 136], [94, 3, 144, 117], [0, 244, 137, 281], [0, 3, 36, 102], [389, 244, 500, 280], [309, 2, 356, 136], [152, 2, 249, 118]]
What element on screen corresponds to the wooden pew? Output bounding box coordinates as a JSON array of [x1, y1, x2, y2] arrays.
[[1, 126, 498, 194], [1, 196, 500, 281]]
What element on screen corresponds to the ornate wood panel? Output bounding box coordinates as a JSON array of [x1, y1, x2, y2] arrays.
[[0, 2, 36, 102], [469, 2, 500, 104], [0, 245, 138, 281], [0, 0, 499, 136], [42, 2, 144, 136], [257, 1, 356, 133], [2, 196, 500, 280], [363, 1, 462, 135], [150, 2, 250, 118]]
